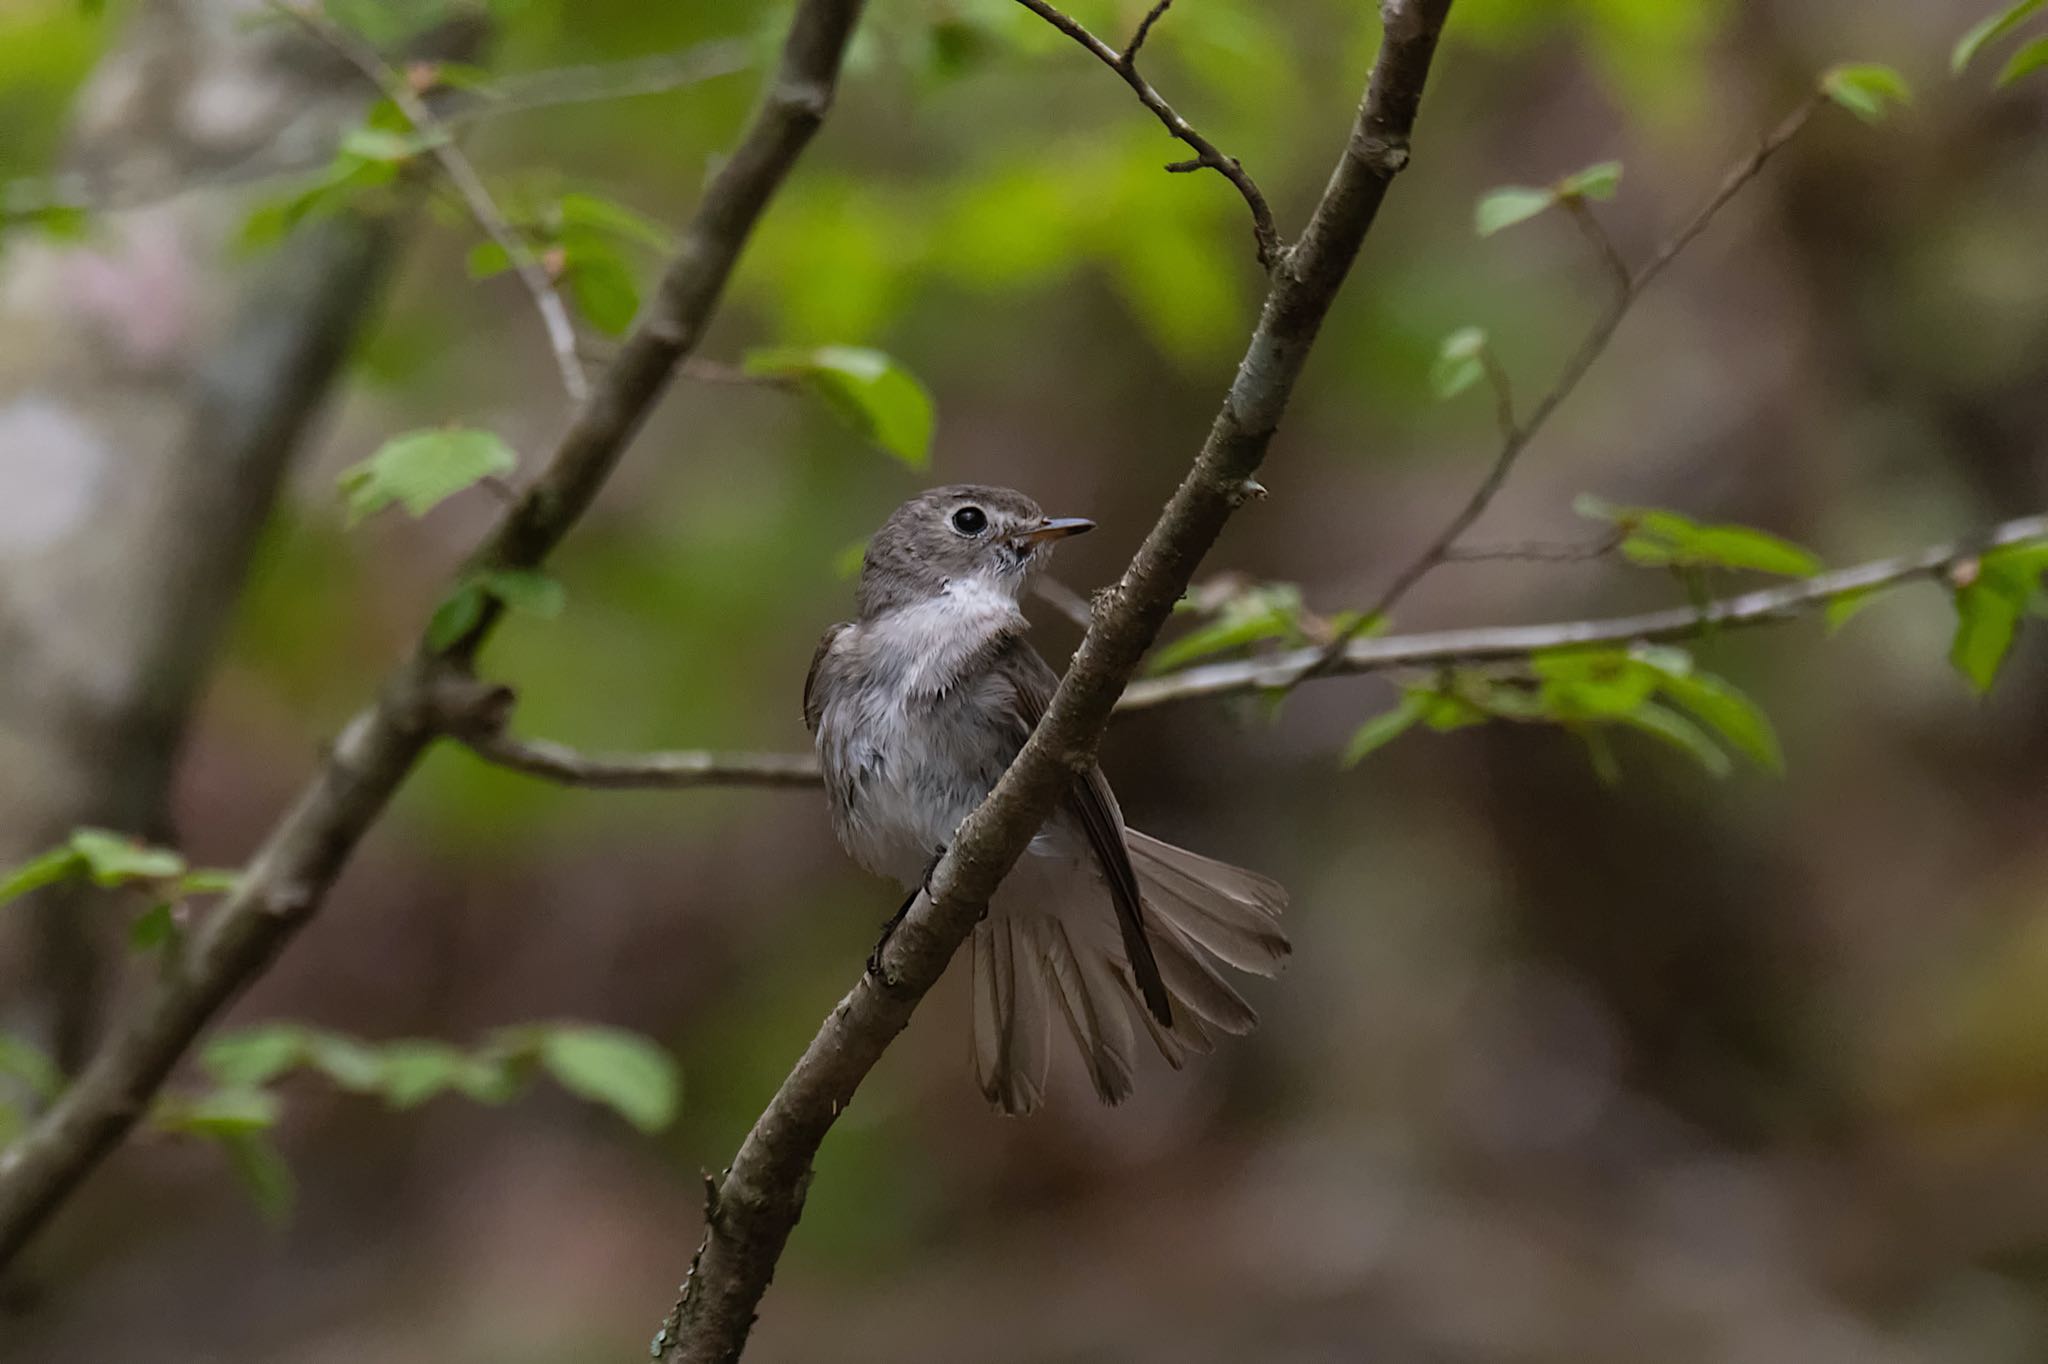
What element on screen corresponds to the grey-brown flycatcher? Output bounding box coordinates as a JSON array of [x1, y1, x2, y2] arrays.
[[805, 485, 1289, 1113]]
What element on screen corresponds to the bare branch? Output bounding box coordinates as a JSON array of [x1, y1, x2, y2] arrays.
[[1442, 529, 1623, 563], [0, 0, 870, 1272], [653, 5, 1455, 1359], [1011, 0, 1282, 268], [1030, 575, 1097, 630], [1117, 512, 2048, 710], [1287, 92, 1826, 689], [462, 732, 822, 789], [280, 3, 591, 406]]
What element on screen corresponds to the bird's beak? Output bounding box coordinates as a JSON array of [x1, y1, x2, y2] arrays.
[[1016, 516, 1095, 544]]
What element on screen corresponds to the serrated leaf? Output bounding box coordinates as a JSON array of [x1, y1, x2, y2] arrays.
[[1822, 63, 1914, 123], [0, 845, 85, 908], [537, 1026, 679, 1133], [1430, 326, 1490, 400], [1619, 702, 1734, 777], [1997, 34, 2048, 84], [1342, 696, 1426, 766], [69, 829, 185, 885], [1474, 185, 1556, 236], [338, 427, 517, 526], [478, 569, 565, 618], [1954, 0, 2047, 72], [744, 345, 936, 468], [1557, 159, 1623, 200], [0, 1033, 62, 1102], [204, 1027, 306, 1090]]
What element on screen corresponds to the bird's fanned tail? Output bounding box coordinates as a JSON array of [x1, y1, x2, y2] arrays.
[[970, 830, 1289, 1114]]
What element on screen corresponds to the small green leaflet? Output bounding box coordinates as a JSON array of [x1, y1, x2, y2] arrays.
[[1474, 160, 1623, 237], [564, 239, 641, 335], [1576, 496, 1822, 577], [1947, 542, 2048, 693], [0, 828, 196, 909], [1430, 326, 1490, 401], [1820, 64, 1914, 124], [1343, 694, 1427, 766], [1997, 35, 2048, 85], [1149, 583, 1306, 674], [1474, 185, 1556, 237], [535, 1026, 680, 1134], [1619, 703, 1734, 778], [744, 345, 936, 469], [1824, 586, 1886, 634], [338, 427, 517, 526], [426, 568, 566, 651], [1953, 0, 2047, 73]]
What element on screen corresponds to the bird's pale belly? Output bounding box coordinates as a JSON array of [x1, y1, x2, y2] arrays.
[[818, 686, 1012, 888]]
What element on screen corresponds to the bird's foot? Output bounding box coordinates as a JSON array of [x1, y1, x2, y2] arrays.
[[867, 846, 946, 980]]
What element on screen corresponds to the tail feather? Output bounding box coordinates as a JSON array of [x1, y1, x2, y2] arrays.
[[972, 831, 1289, 1112], [971, 916, 1050, 1114]]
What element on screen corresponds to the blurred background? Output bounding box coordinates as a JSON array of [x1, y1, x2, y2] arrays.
[[3, 0, 2048, 1360]]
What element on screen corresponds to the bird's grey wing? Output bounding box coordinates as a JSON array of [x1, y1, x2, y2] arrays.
[[802, 622, 850, 735], [995, 639, 1172, 1026]]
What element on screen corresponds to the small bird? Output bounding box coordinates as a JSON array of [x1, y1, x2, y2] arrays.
[[805, 485, 1289, 1113]]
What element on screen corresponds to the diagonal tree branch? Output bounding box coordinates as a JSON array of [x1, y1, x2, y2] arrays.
[[281, 2, 593, 406], [1012, 0, 1281, 267], [1288, 93, 1826, 689], [0, 0, 870, 1272], [649, 4, 1455, 1360], [1118, 512, 2048, 709]]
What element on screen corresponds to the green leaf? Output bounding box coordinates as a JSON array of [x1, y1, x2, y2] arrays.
[[160, 1087, 282, 1135], [1947, 545, 2048, 693], [536, 1026, 679, 1134], [1342, 695, 1426, 767], [426, 583, 489, 651], [178, 868, 241, 896], [1474, 185, 1557, 236], [68, 829, 185, 885], [743, 345, 936, 468], [1148, 584, 1305, 673], [338, 427, 517, 526], [302, 1033, 388, 1093], [0, 1033, 62, 1102], [338, 126, 437, 163], [1430, 326, 1490, 401], [1581, 500, 1822, 577], [1997, 34, 2048, 84], [1557, 159, 1624, 200], [557, 192, 672, 251], [1821, 63, 1914, 123], [478, 569, 566, 618], [1954, 0, 2047, 72], [204, 1027, 307, 1090], [0, 845, 85, 909], [1618, 702, 1734, 777], [1824, 586, 1886, 634], [376, 1041, 477, 1108], [129, 902, 178, 952], [216, 1128, 296, 1225], [1653, 667, 1783, 773], [564, 242, 640, 335], [465, 239, 513, 278]]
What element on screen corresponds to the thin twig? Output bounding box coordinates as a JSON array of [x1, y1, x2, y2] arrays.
[[653, 8, 1452, 1358], [440, 40, 753, 126], [1286, 92, 1826, 690], [1442, 529, 1623, 563], [0, 0, 870, 1274], [1031, 576, 1097, 630], [1117, 512, 2048, 710], [281, 3, 592, 406], [1011, 0, 1281, 268], [462, 732, 822, 788]]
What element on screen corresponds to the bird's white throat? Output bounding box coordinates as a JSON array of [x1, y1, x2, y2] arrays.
[[863, 575, 1025, 696]]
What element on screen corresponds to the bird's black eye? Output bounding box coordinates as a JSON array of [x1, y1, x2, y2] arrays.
[[950, 505, 988, 536]]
